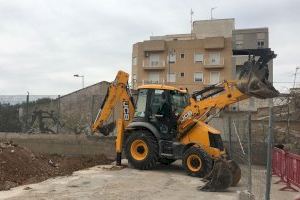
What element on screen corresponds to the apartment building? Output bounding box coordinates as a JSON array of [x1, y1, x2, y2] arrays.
[[131, 19, 274, 111], [132, 19, 235, 93]]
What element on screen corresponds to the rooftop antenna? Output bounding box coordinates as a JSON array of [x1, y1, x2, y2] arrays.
[[210, 7, 217, 20], [190, 8, 194, 38]]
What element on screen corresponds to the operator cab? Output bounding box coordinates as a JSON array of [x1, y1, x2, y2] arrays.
[[134, 84, 189, 140]]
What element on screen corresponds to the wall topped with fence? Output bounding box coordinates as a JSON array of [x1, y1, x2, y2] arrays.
[[0, 81, 121, 135]]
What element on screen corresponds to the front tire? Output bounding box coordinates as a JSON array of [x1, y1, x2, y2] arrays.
[[183, 146, 213, 177], [125, 130, 159, 170]]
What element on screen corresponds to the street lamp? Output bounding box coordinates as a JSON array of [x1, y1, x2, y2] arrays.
[[293, 66, 300, 88], [74, 74, 85, 89], [210, 7, 217, 20]]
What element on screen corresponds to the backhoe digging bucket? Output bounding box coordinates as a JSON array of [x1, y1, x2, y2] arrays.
[[199, 159, 241, 192], [99, 122, 116, 136], [234, 48, 279, 99]]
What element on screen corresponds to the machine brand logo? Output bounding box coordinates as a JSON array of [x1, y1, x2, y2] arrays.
[[179, 110, 193, 123], [123, 101, 130, 121]]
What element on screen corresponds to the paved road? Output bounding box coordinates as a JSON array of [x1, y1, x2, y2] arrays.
[[0, 163, 239, 200]]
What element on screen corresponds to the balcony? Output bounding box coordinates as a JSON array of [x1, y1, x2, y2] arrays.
[[203, 58, 225, 68], [143, 60, 166, 70], [142, 80, 164, 84]]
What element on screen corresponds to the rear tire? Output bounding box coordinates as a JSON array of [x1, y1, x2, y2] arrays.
[[183, 146, 213, 177], [125, 130, 159, 170]]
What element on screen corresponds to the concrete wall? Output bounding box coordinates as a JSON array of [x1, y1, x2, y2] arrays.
[[0, 132, 116, 159], [20, 81, 122, 135]]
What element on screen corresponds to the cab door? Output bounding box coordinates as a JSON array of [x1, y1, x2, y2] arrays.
[[147, 89, 174, 140]]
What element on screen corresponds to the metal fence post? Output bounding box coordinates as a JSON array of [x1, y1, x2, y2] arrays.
[[25, 92, 29, 131], [91, 95, 95, 125], [56, 95, 60, 133], [228, 116, 232, 156], [247, 112, 252, 194], [265, 106, 273, 200]]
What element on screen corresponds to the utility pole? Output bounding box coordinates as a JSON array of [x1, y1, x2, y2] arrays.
[[168, 49, 175, 83], [293, 66, 299, 88]]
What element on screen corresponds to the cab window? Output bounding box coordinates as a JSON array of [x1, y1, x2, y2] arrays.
[[170, 90, 189, 113], [149, 89, 166, 116], [134, 89, 148, 117]]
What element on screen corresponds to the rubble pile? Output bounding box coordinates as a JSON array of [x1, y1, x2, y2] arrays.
[[0, 141, 113, 190]]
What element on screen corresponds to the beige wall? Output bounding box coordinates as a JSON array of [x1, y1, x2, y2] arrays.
[[0, 133, 116, 158], [132, 37, 233, 93], [192, 19, 235, 39]]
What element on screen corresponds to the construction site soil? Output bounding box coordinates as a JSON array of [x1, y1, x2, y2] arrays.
[[0, 141, 113, 191]]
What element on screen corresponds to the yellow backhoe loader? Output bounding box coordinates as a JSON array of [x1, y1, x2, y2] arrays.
[[91, 48, 279, 191]]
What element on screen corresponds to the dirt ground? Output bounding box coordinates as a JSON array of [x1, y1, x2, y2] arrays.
[[0, 141, 113, 191], [1, 141, 299, 199], [0, 162, 240, 200]]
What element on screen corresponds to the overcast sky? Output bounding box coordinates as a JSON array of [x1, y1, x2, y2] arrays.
[[0, 0, 299, 95]]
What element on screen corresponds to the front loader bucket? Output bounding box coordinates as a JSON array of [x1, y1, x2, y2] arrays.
[[234, 48, 279, 99], [199, 159, 241, 192], [237, 61, 279, 99]]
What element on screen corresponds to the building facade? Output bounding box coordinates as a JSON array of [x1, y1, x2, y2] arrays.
[[131, 19, 273, 110], [132, 19, 235, 93]]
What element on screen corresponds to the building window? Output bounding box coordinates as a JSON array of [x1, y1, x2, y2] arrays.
[[168, 52, 176, 63], [210, 71, 220, 84], [208, 53, 221, 65], [257, 40, 265, 48], [132, 57, 137, 65], [148, 72, 160, 83], [194, 53, 203, 63], [180, 53, 185, 59], [149, 53, 160, 67], [180, 72, 185, 77], [167, 73, 176, 83], [194, 72, 203, 82]]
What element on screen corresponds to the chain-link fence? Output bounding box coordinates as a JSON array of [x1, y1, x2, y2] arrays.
[[209, 91, 300, 200], [213, 111, 269, 200]]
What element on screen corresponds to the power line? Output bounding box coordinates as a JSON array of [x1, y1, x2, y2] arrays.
[[273, 81, 300, 84]]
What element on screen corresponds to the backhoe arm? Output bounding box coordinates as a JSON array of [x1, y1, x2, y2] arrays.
[[91, 70, 134, 133], [91, 70, 134, 165], [197, 81, 248, 112], [178, 48, 279, 136]]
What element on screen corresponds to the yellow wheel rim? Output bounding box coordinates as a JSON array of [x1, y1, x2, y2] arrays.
[[187, 154, 202, 172], [130, 139, 149, 161]]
